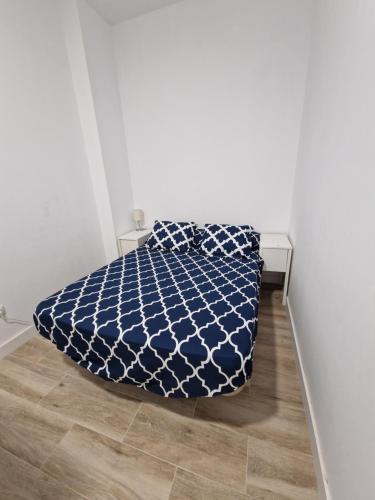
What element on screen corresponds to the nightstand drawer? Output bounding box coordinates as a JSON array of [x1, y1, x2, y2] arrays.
[[260, 248, 288, 272]]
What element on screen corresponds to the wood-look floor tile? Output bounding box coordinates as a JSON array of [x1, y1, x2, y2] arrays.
[[254, 342, 297, 371], [38, 347, 102, 383], [0, 388, 71, 468], [0, 447, 85, 500], [259, 290, 283, 307], [0, 356, 63, 402], [43, 424, 175, 500], [256, 326, 294, 349], [9, 333, 54, 363], [247, 435, 318, 500], [124, 404, 247, 490], [40, 374, 141, 441], [258, 310, 289, 325], [169, 468, 251, 500], [195, 385, 311, 454], [259, 300, 287, 311], [258, 303, 286, 315], [8, 353, 66, 381], [255, 328, 297, 379], [170, 468, 291, 500], [103, 381, 197, 417], [245, 485, 291, 500], [252, 361, 300, 388], [250, 367, 304, 409]]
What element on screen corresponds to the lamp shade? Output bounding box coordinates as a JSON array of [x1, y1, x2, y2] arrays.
[[132, 209, 144, 223]]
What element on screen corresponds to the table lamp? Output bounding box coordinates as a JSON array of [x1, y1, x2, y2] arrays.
[[132, 209, 144, 231]]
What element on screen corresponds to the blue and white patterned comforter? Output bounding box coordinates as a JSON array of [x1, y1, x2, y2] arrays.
[[34, 247, 263, 398]]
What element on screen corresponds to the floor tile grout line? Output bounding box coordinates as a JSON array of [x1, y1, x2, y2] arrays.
[[6, 413, 248, 500], [2, 349, 68, 401], [171, 465, 251, 498], [245, 436, 250, 494], [1, 361, 308, 454], [0, 446, 42, 472], [122, 401, 143, 441], [30, 378, 137, 447], [167, 465, 178, 499], [35, 371, 70, 406], [45, 398, 253, 491], [45, 470, 90, 500], [32, 393, 252, 495], [186, 410, 253, 441], [34, 372, 144, 445], [121, 440, 249, 496], [38, 420, 75, 471], [12, 362, 145, 445], [119, 439, 179, 469], [7, 347, 103, 392], [0, 444, 88, 500], [192, 397, 199, 417]]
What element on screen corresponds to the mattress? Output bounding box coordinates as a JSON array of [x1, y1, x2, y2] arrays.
[[34, 246, 263, 398]]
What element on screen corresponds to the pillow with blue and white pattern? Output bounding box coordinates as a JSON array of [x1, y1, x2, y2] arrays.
[[200, 223, 254, 259], [192, 227, 205, 248], [146, 220, 197, 253], [249, 230, 260, 251]]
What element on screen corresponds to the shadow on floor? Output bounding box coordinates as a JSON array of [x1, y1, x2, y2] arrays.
[[68, 285, 283, 427], [190, 285, 282, 429]]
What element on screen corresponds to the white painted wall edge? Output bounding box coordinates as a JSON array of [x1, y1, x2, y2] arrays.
[[59, 0, 118, 263], [287, 298, 331, 500], [0, 326, 35, 360]]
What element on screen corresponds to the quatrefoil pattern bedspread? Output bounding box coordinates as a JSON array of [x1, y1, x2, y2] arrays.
[[34, 247, 263, 397]]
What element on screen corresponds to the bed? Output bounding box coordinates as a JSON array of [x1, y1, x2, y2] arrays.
[[34, 244, 263, 398]]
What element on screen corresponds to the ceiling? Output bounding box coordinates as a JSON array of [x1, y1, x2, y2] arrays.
[[85, 0, 185, 25]]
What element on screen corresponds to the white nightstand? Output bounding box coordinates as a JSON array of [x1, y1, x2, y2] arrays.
[[260, 234, 293, 306], [117, 229, 151, 257]]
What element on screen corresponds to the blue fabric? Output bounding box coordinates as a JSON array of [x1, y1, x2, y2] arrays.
[[193, 227, 205, 248], [146, 220, 197, 253], [249, 231, 260, 251], [34, 247, 263, 398], [200, 224, 254, 259], [193, 226, 260, 253]]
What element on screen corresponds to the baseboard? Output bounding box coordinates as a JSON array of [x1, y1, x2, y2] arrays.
[[286, 298, 331, 500], [0, 325, 35, 359]]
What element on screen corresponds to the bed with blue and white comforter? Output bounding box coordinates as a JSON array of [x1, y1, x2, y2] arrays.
[[34, 246, 263, 397]]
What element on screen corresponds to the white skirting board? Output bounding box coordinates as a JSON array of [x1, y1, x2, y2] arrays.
[[286, 298, 331, 500], [0, 325, 35, 360]]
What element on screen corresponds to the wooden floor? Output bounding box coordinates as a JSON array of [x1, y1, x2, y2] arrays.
[[0, 288, 318, 500]]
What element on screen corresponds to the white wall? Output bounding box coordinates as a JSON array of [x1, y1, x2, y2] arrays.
[[77, 0, 134, 236], [289, 1, 375, 499], [0, 0, 105, 347], [114, 0, 313, 230], [59, 0, 118, 262]]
